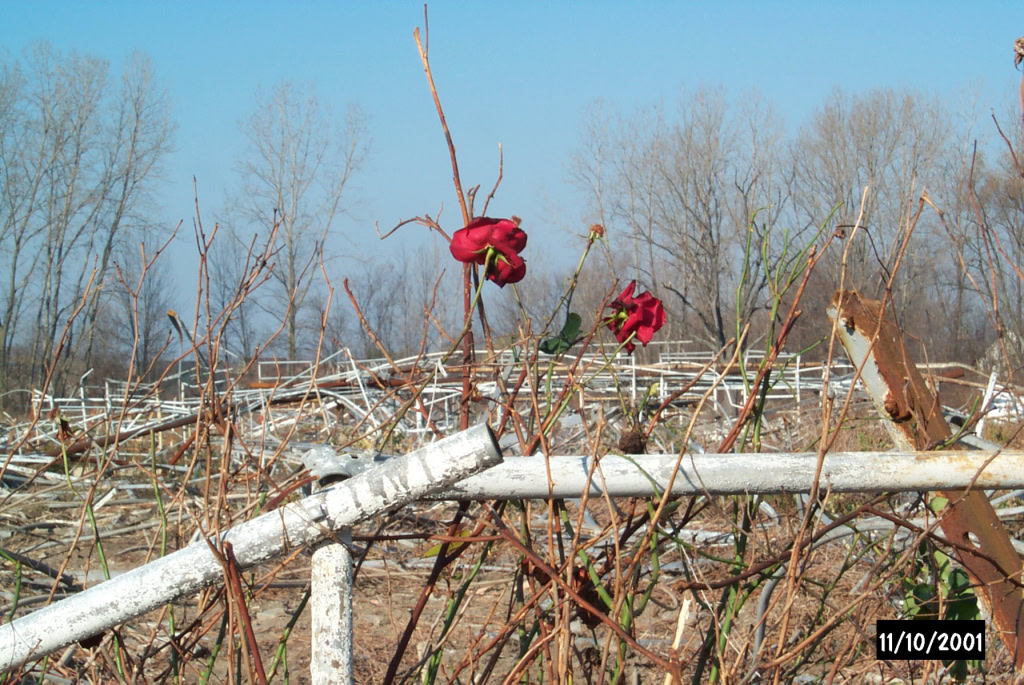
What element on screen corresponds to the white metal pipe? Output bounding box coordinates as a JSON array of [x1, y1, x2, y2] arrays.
[[310, 458, 354, 685], [438, 450, 1024, 498], [978, 371, 999, 438], [0, 424, 502, 672], [310, 528, 353, 685]]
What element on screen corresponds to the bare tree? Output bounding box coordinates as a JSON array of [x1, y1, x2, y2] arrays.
[[337, 242, 462, 359], [230, 80, 367, 359], [208, 231, 263, 362], [571, 89, 792, 350], [570, 101, 663, 294], [0, 56, 36, 393], [969, 117, 1024, 371], [78, 52, 175, 372], [789, 89, 949, 303], [105, 235, 175, 380], [917, 101, 994, 364], [0, 43, 173, 396]]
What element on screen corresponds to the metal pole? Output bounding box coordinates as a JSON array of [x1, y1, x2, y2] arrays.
[[977, 370, 998, 438], [311, 527, 353, 685], [0, 424, 502, 672], [309, 447, 355, 684], [295, 445, 1024, 499], [437, 450, 1024, 498]]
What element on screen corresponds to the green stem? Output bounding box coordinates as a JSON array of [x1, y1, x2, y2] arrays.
[[551, 233, 598, 328], [268, 587, 310, 681], [1, 554, 20, 623], [424, 541, 494, 683], [200, 612, 229, 685], [151, 433, 168, 557]]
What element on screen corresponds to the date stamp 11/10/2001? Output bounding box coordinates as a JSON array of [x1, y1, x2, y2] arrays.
[[876, 620, 985, 661]]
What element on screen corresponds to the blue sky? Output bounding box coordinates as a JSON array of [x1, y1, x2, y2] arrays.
[[2, 2, 1021, 280]]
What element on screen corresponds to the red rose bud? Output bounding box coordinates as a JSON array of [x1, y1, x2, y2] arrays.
[[607, 281, 666, 353], [450, 217, 528, 287]]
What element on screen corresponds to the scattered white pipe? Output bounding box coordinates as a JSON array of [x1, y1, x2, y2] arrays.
[[439, 450, 1024, 498], [0, 424, 502, 672], [7, 439, 1024, 672]]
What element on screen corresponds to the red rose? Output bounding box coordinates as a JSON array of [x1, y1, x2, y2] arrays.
[[450, 217, 528, 287], [606, 281, 665, 353]]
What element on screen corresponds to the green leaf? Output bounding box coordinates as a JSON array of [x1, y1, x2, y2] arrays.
[[540, 312, 582, 355], [561, 312, 582, 340], [422, 530, 471, 558], [904, 583, 938, 620], [946, 567, 973, 597], [934, 548, 953, 585], [540, 336, 570, 355]]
